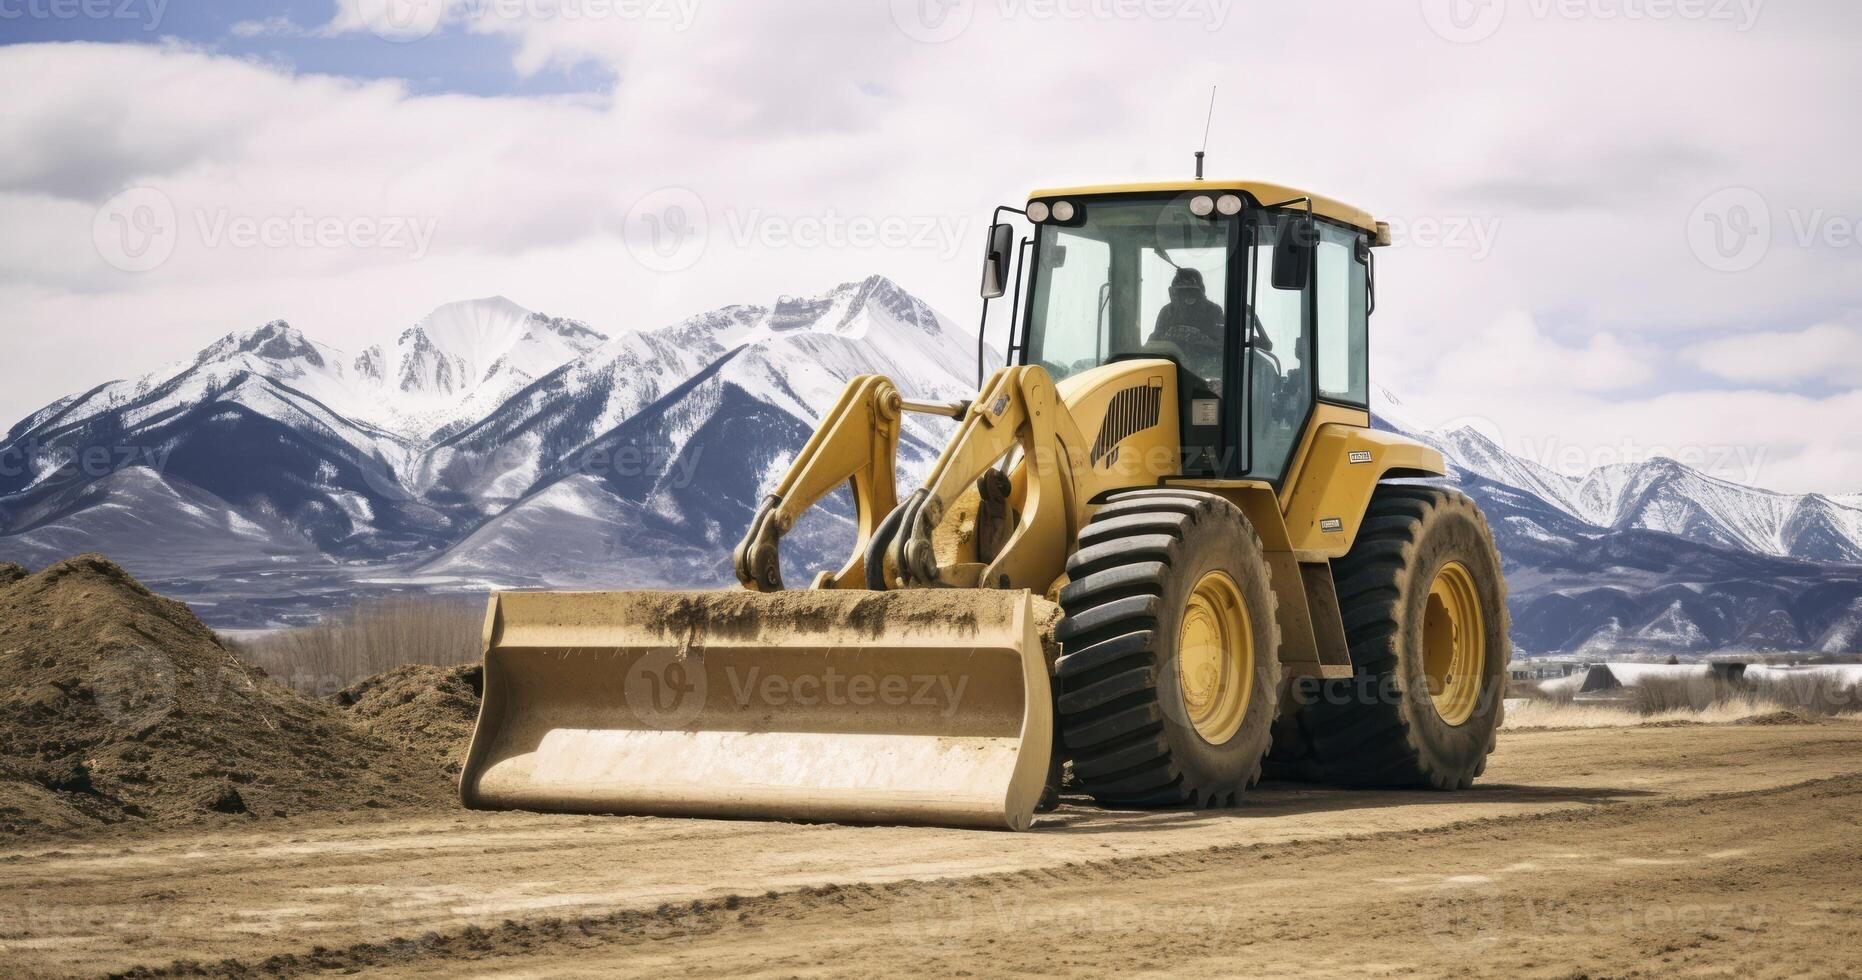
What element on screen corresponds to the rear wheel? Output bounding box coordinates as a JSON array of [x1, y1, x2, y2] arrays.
[[1054, 490, 1281, 807], [1269, 486, 1509, 789]]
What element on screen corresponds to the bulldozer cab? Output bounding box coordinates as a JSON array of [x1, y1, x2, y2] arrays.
[[1003, 187, 1376, 484]]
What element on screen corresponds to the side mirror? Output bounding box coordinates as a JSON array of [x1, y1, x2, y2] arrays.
[[980, 222, 1016, 299], [1271, 219, 1314, 291]]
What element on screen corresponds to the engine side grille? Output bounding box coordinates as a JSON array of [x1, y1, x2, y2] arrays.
[[1090, 385, 1163, 468]]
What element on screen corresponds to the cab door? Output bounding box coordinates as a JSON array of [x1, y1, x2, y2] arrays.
[[1235, 211, 1315, 483]]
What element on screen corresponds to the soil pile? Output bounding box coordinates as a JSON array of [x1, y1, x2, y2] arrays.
[[1738, 709, 1817, 726], [0, 555, 455, 836], [334, 664, 483, 775]]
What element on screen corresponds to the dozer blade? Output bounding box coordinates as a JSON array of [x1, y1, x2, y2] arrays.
[[459, 589, 1053, 831]]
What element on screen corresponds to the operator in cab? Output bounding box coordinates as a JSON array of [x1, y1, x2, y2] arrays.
[[1148, 266, 1273, 384]]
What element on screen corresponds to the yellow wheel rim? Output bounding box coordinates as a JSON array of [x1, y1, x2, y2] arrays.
[[1423, 561, 1486, 726], [1177, 571, 1253, 744]]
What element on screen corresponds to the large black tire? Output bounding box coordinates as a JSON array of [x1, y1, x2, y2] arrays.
[[1054, 490, 1281, 807], [1268, 486, 1510, 789]]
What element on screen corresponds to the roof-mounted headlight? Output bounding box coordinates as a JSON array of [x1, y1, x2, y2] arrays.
[[1216, 194, 1243, 216], [1026, 201, 1051, 223], [1189, 195, 1216, 217], [1051, 200, 1076, 222]]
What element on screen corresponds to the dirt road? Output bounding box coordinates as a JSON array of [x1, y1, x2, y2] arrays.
[[5, 722, 1861, 978]]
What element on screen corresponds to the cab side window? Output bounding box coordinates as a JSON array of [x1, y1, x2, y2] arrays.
[[1246, 212, 1313, 482], [1316, 224, 1369, 406]]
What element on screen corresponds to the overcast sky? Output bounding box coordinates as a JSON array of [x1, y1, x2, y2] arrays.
[[2, 0, 1859, 493]]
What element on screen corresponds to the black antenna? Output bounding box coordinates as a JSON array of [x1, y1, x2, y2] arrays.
[[1194, 85, 1216, 180]]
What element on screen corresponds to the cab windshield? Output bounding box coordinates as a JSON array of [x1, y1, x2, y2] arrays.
[[1023, 197, 1237, 389]]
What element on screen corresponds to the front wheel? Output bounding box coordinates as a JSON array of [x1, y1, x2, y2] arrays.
[[1270, 486, 1510, 789], [1054, 490, 1281, 808]]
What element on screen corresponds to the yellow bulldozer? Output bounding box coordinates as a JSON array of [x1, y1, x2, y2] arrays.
[[459, 180, 1510, 831]]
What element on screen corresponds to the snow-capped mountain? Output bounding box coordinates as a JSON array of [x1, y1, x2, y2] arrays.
[[1421, 423, 1862, 564], [422, 277, 986, 585], [1368, 389, 1862, 656], [354, 297, 607, 440], [0, 298, 605, 558], [2, 279, 1858, 655]]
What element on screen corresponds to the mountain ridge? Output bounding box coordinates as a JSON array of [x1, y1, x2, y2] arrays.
[[2, 280, 1857, 656]]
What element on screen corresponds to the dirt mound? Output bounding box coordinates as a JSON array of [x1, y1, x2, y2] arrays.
[[0, 555, 455, 837], [1738, 709, 1818, 726], [0, 563, 25, 587], [334, 664, 483, 776]]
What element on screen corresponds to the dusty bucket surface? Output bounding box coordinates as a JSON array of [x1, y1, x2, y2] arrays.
[[459, 589, 1053, 831]]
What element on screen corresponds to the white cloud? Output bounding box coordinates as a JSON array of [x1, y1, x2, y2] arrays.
[[229, 16, 304, 38], [2, 1, 1861, 494], [1682, 323, 1862, 386]]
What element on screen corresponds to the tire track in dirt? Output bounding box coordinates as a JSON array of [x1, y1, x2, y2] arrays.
[[113, 773, 1862, 978], [6, 723, 1860, 978]]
